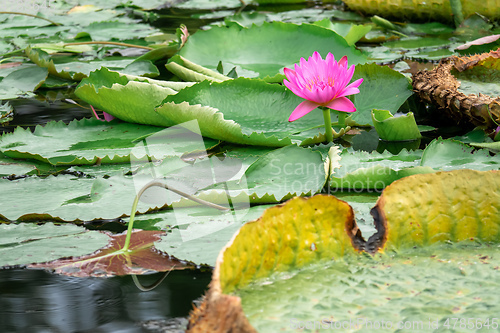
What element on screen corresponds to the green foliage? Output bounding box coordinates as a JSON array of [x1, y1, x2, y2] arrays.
[[0, 223, 109, 267], [178, 22, 367, 82], [240, 243, 500, 332], [0, 118, 218, 165], [0, 66, 48, 99], [372, 109, 422, 141], [158, 78, 326, 146], [348, 64, 414, 126]]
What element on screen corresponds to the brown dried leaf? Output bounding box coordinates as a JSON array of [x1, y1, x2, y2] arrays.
[[30, 230, 192, 277]]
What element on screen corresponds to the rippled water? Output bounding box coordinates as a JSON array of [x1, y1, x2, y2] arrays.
[[0, 268, 211, 333]]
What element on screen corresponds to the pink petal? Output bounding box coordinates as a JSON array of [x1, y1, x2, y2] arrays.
[[337, 78, 363, 98], [338, 56, 348, 68], [288, 100, 320, 122], [303, 85, 335, 104], [337, 65, 355, 89], [325, 97, 356, 113], [284, 79, 309, 100], [283, 67, 295, 79], [337, 86, 360, 98], [347, 77, 364, 89], [103, 112, 115, 121]]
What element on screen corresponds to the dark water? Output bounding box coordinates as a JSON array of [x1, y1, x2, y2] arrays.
[[0, 93, 90, 134], [0, 268, 211, 333]]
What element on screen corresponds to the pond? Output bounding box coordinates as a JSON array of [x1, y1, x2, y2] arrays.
[[1, 0, 500, 332]]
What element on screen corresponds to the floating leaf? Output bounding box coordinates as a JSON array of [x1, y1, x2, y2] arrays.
[[188, 170, 500, 333], [371, 169, 500, 252], [31, 230, 191, 277], [154, 205, 274, 266], [343, 0, 500, 22], [239, 243, 500, 332], [178, 22, 367, 82], [0, 118, 218, 165], [243, 145, 326, 200], [0, 65, 48, 99], [0, 223, 109, 267], [75, 67, 193, 127], [0, 174, 171, 222], [78, 21, 158, 41], [348, 64, 414, 126], [330, 139, 500, 190], [372, 109, 422, 141], [0, 102, 13, 124], [0, 152, 39, 176], [329, 148, 432, 191], [421, 138, 500, 170], [312, 19, 372, 45], [219, 195, 359, 293], [156, 78, 326, 146], [26, 46, 151, 81]]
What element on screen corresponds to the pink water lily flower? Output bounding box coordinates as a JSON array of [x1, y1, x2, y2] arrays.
[[284, 51, 363, 122]]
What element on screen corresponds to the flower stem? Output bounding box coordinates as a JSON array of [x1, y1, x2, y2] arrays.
[[122, 180, 229, 252], [337, 111, 347, 128], [322, 108, 333, 143]]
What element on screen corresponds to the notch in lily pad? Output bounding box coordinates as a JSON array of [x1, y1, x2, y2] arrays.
[[371, 109, 422, 141]]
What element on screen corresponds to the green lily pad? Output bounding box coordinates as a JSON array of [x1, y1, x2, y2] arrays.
[[178, 21, 367, 82], [0, 152, 40, 176], [330, 148, 431, 191], [79, 21, 159, 41], [75, 67, 192, 127], [154, 204, 274, 266], [0, 174, 171, 222], [0, 223, 109, 267], [0, 102, 13, 124], [313, 19, 372, 45], [244, 145, 326, 200], [330, 138, 500, 191], [372, 109, 422, 141], [239, 242, 500, 333], [0, 65, 48, 99], [421, 138, 500, 170], [173, 0, 241, 10], [156, 78, 327, 147], [26, 46, 156, 81], [348, 64, 414, 126], [0, 118, 218, 165], [470, 141, 500, 152], [451, 57, 500, 98]]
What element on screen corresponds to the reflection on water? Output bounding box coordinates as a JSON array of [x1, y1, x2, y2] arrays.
[[0, 268, 211, 333], [2, 96, 90, 131]]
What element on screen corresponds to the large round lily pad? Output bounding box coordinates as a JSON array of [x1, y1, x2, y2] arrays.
[[179, 21, 367, 82]]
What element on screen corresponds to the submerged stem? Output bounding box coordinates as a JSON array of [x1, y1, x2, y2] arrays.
[[322, 108, 333, 143], [122, 180, 229, 252]]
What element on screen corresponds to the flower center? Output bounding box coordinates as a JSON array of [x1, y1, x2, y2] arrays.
[[305, 76, 335, 91]]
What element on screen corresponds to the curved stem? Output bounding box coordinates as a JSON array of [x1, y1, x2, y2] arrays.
[[64, 41, 154, 50], [131, 267, 174, 292], [122, 180, 229, 252], [322, 108, 334, 143], [0, 11, 61, 25]]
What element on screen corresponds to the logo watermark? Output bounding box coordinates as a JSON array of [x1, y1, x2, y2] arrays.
[[130, 120, 250, 243]]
